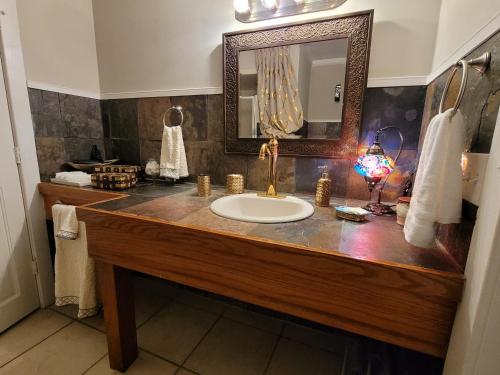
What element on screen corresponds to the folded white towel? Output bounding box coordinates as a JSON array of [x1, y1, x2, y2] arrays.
[[404, 108, 465, 248], [55, 171, 91, 184], [160, 125, 188, 180], [52, 204, 99, 318], [52, 204, 79, 240]]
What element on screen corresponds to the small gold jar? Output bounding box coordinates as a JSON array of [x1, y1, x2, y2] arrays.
[[197, 174, 211, 197], [226, 174, 244, 194]]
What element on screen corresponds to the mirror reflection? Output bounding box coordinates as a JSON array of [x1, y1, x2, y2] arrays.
[[238, 38, 348, 140]]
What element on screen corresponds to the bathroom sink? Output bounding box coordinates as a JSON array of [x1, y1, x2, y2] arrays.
[[210, 193, 314, 223]]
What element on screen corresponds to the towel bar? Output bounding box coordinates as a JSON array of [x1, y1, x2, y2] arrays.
[[162, 105, 184, 127], [439, 52, 491, 115]]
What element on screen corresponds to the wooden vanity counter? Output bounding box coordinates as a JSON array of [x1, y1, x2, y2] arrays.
[[38, 182, 464, 371]]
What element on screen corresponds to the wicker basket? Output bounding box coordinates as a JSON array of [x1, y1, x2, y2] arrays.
[[91, 173, 136, 190]]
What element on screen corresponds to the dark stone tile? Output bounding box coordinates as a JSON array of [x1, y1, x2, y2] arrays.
[[102, 99, 139, 140], [139, 139, 162, 165], [295, 158, 350, 198], [29, 89, 67, 137], [209, 142, 249, 186], [112, 139, 141, 165], [184, 141, 213, 181], [171, 96, 208, 141], [137, 97, 173, 141], [64, 138, 105, 162], [207, 94, 224, 141], [247, 156, 295, 194], [360, 87, 426, 151], [59, 93, 102, 139], [422, 30, 500, 154], [35, 137, 67, 180]]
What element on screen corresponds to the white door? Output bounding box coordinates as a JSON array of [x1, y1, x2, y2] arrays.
[[0, 43, 39, 332]]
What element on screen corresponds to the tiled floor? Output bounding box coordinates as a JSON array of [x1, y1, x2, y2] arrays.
[[0, 275, 352, 375]]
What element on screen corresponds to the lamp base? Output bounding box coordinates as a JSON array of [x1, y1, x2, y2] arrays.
[[363, 202, 395, 216]]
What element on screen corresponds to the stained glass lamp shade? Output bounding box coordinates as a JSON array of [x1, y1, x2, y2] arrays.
[[354, 126, 404, 215]]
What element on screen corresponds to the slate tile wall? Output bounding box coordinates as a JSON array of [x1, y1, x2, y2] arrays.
[[29, 86, 426, 200], [419, 29, 500, 269], [29, 88, 105, 181]]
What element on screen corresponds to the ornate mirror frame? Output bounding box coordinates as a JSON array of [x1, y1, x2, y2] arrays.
[[223, 10, 373, 158]]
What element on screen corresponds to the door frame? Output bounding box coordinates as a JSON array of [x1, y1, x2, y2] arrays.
[[0, 0, 54, 307]]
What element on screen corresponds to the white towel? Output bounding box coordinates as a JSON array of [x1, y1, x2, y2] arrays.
[[53, 204, 79, 240], [404, 108, 465, 248], [52, 204, 99, 318], [160, 126, 188, 180], [55, 171, 91, 185]]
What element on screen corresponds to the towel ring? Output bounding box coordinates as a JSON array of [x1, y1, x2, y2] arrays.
[[439, 52, 491, 116], [162, 106, 184, 127]]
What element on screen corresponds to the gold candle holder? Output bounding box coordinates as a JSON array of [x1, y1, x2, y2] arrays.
[[197, 174, 211, 197], [226, 174, 244, 194]]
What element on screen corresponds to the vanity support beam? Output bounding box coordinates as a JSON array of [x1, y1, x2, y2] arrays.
[[98, 262, 138, 372]]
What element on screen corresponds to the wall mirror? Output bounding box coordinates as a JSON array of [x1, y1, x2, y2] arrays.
[[223, 10, 373, 158]]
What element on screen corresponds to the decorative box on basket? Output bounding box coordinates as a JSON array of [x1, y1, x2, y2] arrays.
[[91, 173, 137, 190], [94, 165, 140, 175]]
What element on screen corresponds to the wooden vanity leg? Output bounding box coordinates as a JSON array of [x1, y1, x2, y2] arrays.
[[98, 261, 138, 372]]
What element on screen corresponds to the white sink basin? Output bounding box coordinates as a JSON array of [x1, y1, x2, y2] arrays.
[[210, 193, 314, 223]]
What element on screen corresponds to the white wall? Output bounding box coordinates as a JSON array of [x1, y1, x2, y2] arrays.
[[431, 0, 500, 80], [16, 0, 442, 98], [17, 0, 100, 97], [91, 0, 441, 97], [307, 61, 346, 122]]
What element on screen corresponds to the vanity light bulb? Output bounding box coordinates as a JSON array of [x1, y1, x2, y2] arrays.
[[261, 0, 278, 10], [294, 0, 304, 4], [233, 0, 250, 13]]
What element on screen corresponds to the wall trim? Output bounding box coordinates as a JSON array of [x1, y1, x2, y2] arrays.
[[427, 11, 500, 84], [367, 76, 427, 88], [99, 86, 224, 99], [27, 80, 101, 99]]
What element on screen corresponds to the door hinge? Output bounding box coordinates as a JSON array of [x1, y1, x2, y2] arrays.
[[14, 146, 21, 164], [31, 260, 39, 275]]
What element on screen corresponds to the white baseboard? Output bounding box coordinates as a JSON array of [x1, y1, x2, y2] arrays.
[[367, 76, 427, 88], [99, 86, 223, 99], [427, 11, 500, 84], [26, 80, 101, 99]]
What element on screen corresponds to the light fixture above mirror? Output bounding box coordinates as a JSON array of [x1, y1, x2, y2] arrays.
[[234, 0, 348, 23]]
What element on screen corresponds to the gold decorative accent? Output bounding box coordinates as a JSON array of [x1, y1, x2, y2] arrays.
[[315, 166, 331, 207], [226, 174, 245, 194], [197, 174, 211, 197], [258, 137, 286, 198]]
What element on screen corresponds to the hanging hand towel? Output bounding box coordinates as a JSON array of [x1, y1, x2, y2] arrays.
[[53, 204, 79, 240], [160, 126, 188, 180], [52, 204, 99, 318], [404, 108, 465, 248]]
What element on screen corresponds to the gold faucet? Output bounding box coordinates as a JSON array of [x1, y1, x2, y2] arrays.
[[258, 136, 284, 198]]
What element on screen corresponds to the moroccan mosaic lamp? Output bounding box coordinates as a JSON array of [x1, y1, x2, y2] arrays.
[[354, 126, 404, 215]]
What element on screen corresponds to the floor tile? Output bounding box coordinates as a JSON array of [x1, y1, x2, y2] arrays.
[[282, 322, 352, 354], [51, 276, 174, 333], [137, 302, 218, 364], [0, 322, 107, 375], [0, 309, 72, 367], [266, 338, 344, 375], [223, 305, 284, 334], [85, 350, 177, 375], [175, 290, 228, 315], [185, 318, 278, 375]]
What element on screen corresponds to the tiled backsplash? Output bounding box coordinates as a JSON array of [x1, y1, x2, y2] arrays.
[[30, 86, 425, 201]]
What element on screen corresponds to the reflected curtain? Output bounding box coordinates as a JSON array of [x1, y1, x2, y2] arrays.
[[256, 46, 304, 138]]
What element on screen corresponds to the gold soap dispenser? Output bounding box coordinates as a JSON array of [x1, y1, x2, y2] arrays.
[[315, 166, 331, 207]]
